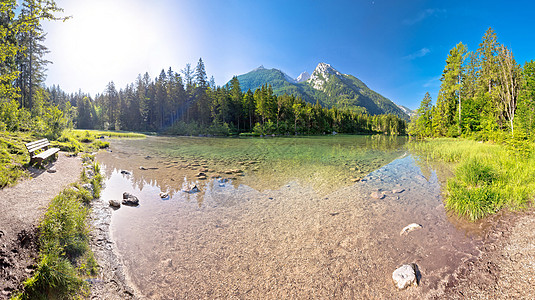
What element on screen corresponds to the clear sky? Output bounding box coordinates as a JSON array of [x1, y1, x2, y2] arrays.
[[43, 0, 535, 109]]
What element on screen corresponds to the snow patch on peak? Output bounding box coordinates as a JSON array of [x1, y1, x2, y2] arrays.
[[296, 71, 311, 83], [308, 62, 342, 90]]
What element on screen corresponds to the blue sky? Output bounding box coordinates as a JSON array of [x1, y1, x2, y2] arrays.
[[43, 0, 535, 109]]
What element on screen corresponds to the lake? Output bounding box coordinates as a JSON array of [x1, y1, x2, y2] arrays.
[[97, 135, 492, 299]]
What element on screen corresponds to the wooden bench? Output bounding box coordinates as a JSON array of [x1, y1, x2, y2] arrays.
[[25, 139, 60, 166]]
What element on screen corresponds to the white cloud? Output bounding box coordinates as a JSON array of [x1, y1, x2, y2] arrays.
[[423, 75, 441, 88], [403, 48, 430, 60], [403, 8, 446, 25]]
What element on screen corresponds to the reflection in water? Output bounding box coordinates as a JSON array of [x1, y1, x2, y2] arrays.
[[97, 136, 495, 299]]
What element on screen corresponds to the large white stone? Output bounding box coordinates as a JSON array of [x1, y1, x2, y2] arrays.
[[392, 264, 418, 290]]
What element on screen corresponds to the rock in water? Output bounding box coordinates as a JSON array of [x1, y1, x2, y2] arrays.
[[159, 192, 169, 199], [370, 192, 385, 199], [392, 264, 418, 290], [392, 188, 405, 194], [400, 223, 423, 236], [109, 199, 121, 208], [120, 170, 131, 175], [183, 185, 199, 193], [122, 192, 139, 206]]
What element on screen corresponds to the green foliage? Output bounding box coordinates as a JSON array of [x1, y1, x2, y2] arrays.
[[413, 28, 530, 140], [411, 138, 535, 220], [0, 131, 33, 188]]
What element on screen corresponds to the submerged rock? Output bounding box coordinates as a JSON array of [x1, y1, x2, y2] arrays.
[[159, 192, 169, 199], [350, 177, 361, 182], [183, 185, 199, 193], [392, 264, 418, 290], [47, 167, 57, 173], [120, 170, 131, 175], [400, 223, 423, 236], [109, 199, 121, 208], [392, 188, 405, 194], [139, 166, 147, 170], [122, 192, 139, 206], [370, 192, 385, 199]]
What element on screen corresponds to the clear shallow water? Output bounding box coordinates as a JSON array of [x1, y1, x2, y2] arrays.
[[97, 135, 492, 299]]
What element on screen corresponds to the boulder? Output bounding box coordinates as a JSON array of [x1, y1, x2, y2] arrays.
[[392, 264, 418, 290], [109, 199, 121, 208], [122, 192, 139, 206]]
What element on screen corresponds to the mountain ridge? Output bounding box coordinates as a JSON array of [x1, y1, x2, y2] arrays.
[[233, 63, 410, 120]]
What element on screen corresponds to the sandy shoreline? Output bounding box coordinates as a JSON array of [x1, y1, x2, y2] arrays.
[[88, 192, 140, 299]]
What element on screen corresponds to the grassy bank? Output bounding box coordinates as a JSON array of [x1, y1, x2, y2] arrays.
[[12, 154, 103, 299], [410, 138, 535, 220], [0, 129, 144, 188]]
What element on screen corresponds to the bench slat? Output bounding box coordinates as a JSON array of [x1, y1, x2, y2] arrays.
[[27, 144, 50, 153], [25, 139, 48, 147], [26, 140, 50, 153], [34, 148, 59, 159]]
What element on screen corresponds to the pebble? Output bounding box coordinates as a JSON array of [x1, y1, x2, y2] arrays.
[[109, 199, 121, 208], [400, 223, 423, 236], [370, 192, 385, 199]]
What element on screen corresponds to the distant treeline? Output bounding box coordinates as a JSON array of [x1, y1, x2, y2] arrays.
[[410, 28, 535, 141], [66, 59, 406, 136]]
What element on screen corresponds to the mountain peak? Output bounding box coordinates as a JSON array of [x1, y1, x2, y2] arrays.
[[296, 71, 311, 83], [253, 65, 265, 71], [308, 62, 342, 90]]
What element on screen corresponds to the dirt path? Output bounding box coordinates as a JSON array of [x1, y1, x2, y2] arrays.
[[0, 153, 82, 299]]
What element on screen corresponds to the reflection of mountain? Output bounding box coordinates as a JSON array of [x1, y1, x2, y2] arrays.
[[97, 136, 408, 201]]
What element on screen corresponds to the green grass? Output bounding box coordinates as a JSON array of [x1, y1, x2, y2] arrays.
[[0, 131, 35, 188], [410, 138, 535, 220], [12, 156, 101, 300], [71, 129, 146, 139]]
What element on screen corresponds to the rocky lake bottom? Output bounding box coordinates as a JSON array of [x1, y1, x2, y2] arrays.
[[95, 136, 502, 299]]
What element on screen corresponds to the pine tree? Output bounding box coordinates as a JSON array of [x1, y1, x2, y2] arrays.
[[435, 42, 467, 136], [408, 92, 433, 138]]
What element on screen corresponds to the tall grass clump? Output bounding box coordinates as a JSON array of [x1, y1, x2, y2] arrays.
[[410, 138, 535, 220], [445, 158, 500, 221]]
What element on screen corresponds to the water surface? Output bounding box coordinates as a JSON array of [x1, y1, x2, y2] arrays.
[[97, 135, 491, 299]]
